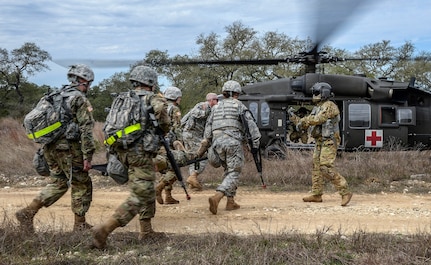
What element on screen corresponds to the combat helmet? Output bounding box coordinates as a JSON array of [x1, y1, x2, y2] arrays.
[[129, 65, 158, 87], [311, 82, 333, 101], [67, 64, 94, 83], [222, 80, 242, 94], [164, 86, 182, 100]]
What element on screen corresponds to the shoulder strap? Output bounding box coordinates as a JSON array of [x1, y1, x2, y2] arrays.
[[167, 103, 174, 117]]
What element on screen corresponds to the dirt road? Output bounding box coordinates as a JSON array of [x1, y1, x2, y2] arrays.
[[2, 187, 431, 235]]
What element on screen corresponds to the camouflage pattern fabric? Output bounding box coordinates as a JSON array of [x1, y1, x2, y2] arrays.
[[37, 90, 95, 216], [152, 149, 195, 172], [204, 98, 261, 197], [158, 101, 182, 191], [110, 91, 169, 225], [298, 100, 350, 196], [182, 101, 212, 175], [168, 102, 183, 143]]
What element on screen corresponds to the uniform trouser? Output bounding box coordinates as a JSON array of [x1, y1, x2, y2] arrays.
[[40, 141, 92, 216], [311, 138, 349, 196], [183, 131, 207, 175], [113, 145, 156, 227], [208, 135, 244, 197], [158, 170, 177, 191]]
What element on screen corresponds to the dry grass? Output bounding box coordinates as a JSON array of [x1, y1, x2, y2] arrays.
[[1, 217, 431, 264], [2, 117, 430, 193], [2, 117, 431, 264]]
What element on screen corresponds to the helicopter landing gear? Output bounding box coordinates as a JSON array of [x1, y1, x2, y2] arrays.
[[263, 143, 287, 160]]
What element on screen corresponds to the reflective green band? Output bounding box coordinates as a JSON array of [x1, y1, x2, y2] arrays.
[[104, 123, 142, 146], [27, 121, 62, 140]]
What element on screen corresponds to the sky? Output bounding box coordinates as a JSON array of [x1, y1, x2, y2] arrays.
[[1, 0, 431, 89]]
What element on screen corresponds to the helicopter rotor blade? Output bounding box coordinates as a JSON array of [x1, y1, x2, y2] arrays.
[[311, 0, 369, 51], [170, 58, 290, 66], [52, 59, 139, 68]]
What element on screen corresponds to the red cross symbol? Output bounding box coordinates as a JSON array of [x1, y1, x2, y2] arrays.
[[365, 130, 383, 147]]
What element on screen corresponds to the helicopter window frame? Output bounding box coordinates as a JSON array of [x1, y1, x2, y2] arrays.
[[260, 102, 270, 127], [397, 107, 416, 126], [348, 103, 371, 129], [249, 102, 259, 123], [379, 105, 398, 128]]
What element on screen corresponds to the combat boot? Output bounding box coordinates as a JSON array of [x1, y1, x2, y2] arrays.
[[225, 197, 240, 211], [155, 181, 166, 204], [186, 172, 203, 191], [91, 217, 120, 249], [341, 192, 353, 206], [302, 195, 323, 203], [164, 189, 179, 204], [208, 191, 224, 215], [73, 214, 92, 231], [15, 198, 43, 233], [139, 218, 166, 241]]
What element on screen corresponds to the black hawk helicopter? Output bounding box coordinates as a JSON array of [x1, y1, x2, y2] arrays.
[[170, 48, 431, 158]]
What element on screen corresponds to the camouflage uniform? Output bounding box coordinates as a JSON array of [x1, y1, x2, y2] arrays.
[[299, 98, 351, 202], [16, 64, 96, 233], [157, 101, 182, 202], [204, 93, 260, 205], [182, 101, 212, 176], [112, 91, 169, 224], [91, 66, 170, 249], [40, 92, 95, 216]]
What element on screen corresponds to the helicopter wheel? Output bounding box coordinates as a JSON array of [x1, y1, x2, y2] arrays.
[[264, 144, 286, 160]]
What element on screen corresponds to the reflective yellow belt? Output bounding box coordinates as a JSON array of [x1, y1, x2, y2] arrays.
[[27, 121, 62, 140], [104, 123, 142, 146]]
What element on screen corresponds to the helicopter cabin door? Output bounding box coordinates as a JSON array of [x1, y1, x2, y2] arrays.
[[342, 101, 414, 150]]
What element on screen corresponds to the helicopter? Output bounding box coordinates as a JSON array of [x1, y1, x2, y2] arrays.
[[176, 47, 431, 157]]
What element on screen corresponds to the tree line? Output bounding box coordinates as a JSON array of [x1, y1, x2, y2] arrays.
[[2, 21, 431, 121]]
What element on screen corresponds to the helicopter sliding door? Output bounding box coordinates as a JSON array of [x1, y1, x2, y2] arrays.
[[342, 101, 371, 150]]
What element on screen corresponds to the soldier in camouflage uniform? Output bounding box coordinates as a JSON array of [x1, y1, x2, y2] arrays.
[[294, 82, 353, 206], [16, 64, 96, 232], [155, 86, 183, 204], [200, 81, 261, 215], [288, 107, 309, 144], [91, 66, 170, 249], [182, 92, 219, 191]]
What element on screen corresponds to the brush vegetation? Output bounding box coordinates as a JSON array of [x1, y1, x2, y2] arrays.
[[1, 117, 431, 264]]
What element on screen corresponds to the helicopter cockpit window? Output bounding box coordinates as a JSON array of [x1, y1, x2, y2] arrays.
[[260, 102, 270, 127], [348, 103, 370, 128], [249, 102, 258, 122]]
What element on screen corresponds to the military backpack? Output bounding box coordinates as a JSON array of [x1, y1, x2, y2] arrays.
[[103, 90, 159, 152], [23, 86, 82, 145]]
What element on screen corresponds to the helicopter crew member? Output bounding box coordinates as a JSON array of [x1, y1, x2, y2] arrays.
[[16, 64, 96, 232], [181, 92, 219, 191], [155, 86, 184, 204], [294, 82, 352, 206], [200, 80, 261, 215]]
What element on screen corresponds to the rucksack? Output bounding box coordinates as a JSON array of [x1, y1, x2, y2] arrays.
[[24, 86, 82, 145], [106, 153, 128, 185], [103, 90, 158, 151]]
